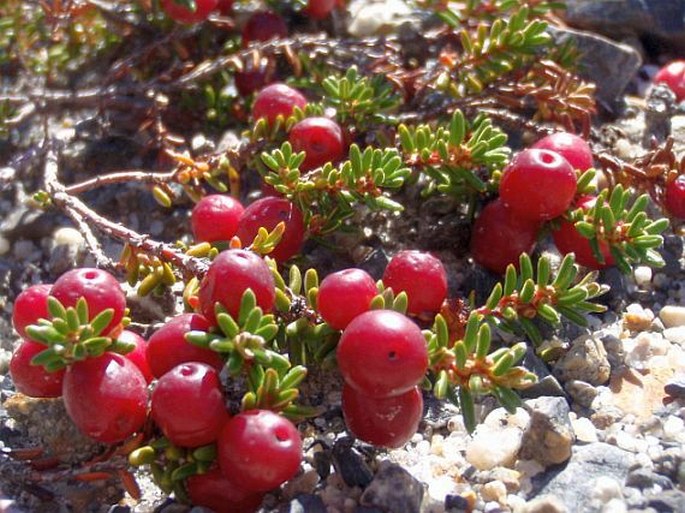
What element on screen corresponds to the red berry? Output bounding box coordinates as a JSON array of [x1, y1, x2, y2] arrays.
[[289, 117, 345, 171], [215, 0, 233, 15], [235, 63, 276, 97], [152, 363, 229, 447], [198, 249, 276, 325], [342, 384, 423, 448], [218, 409, 302, 492], [63, 353, 148, 443], [161, 0, 218, 24], [252, 84, 307, 126], [654, 60, 685, 102], [241, 11, 288, 47], [306, 0, 336, 19], [337, 310, 428, 398], [317, 268, 377, 330], [146, 313, 224, 379], [186, 467, 264, 513], [499, 148, 577, 222], [236, 197, 305, 262], [191, 194, 245, 243], [382, 250, 447, 316], [12, 283, 51, 340], [531, 132, 594, 171], [470, 199, 540, 274], [50, 268, 126, 336], [665, 175, 685, 218], [10, 340, 65, 398], [552, 195, 615, 269], [118, 330, 153, 384]]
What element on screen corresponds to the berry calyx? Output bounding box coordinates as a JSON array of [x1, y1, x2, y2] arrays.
[[12, 283, 51, 340], [289, 117, 346, 171], [252, 84, 307, 126], [499, 148, 577, 222], [337, 310, 428, 398], [531, 132, 594, 171], [654, 60, 685, 102], [382, 250, 447, 317], [664, 175, 685, 218], [317, 268, 377, 330], [161, 0, 218, 24], [236, 197, 305, 262], [241, 11, 288, 47], [9, 340, 65, 398], [191, 194, 245, 243]]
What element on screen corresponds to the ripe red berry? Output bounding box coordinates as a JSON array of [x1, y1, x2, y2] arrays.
[[252, 84, 307, 126], [337, 310, 428, 398], [317, 268, 377, 330], [306, 0, 336, 19], [152, 363, 229, 447], [654, 60, 685, 102], [50, 268, 126, 336], [218, 409, 302, 492], [342, 384, 423, 449], [198, 249, 276, 324], [241, 11, 288, 47], [10, 340, 65, 398], [63, 353, 148, 444], [118, 330, 153, 383], [499, 148, 577, 222], [289, 117, 345, 171], [531, 132, 594, 172], [146, 313, 224, 379], [552, 195, 615, 269], [186, 467, 264, 513], [12, 283, 51, 340], [161, 0, 218, 24], [215, 0, 233, 15], [191, 194, 245, 243], [470, 199, 540, 274], [664, 175, 685, 218], [235, 197, 305, 262], [382, 250, 447, 316]]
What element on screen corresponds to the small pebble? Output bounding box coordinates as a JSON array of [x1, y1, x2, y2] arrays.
[[592, 476, 623, 503], [659, 305, 685, 328], [481, 481, 507, 504], [572, 417, 599, 443], [633, 266, 652, 287]]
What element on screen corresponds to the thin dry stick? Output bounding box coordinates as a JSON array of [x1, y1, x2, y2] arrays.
[[64, 169, 176, 195]]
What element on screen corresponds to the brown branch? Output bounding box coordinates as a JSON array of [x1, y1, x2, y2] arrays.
[[64, 169, 176, 195]]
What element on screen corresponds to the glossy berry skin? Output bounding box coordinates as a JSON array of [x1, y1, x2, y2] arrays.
[[531, 132, 594, 171], [289, 117, 345, 171], [382, 250, 447, 316], [342, 384, 423, 449], [665, 175, 685, 218], [215, 0, 233, 15], [118, 330, 153, 384], [198, 249, 276, 325], [241, 11, 288, 47], [470, 199, 540, 275], [252, 84, 307, 126], [218, 409, 302, 492], [146, 313, 224, 379], [151, 363, 229, 447], [317, 269, 377, 330], [236, 197, 305, 262], [552, 196, 615, 269], [191, 194, 245, 243], [499, 148, 577, 222], [337, 310, 428, 398], [161, 0, 218, 24], [10, 340, 65, 398], [50, 268, 126, 336], [307, 0, 336, 19], [12, 283, 51, 340], [63, 353, 147, 444], [186, 467, 264, 513], [654, 60, 685, 102]]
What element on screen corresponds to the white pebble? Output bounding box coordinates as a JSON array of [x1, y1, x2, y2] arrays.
[[481, 481, 507, 504], [664, 326, 685, 346], [592, 476, 623, 503], [465, 408, 530, 470], [663, 415, 685, 441], [633, 266, 652, 287], [0, 236, 9, 255], [659, 305, 685, 328], [572, 417, 599, 443], [602, 498, 628, 513], [53, 226, 84, 246]]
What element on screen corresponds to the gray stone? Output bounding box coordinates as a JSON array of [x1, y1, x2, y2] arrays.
[[520, 347, 566, 399], [520, 397, 575, 467], [565, 379, 599, 408], [359, 462, 424, 513], [331, 437, 374, 488], [528, 443, 636, 512], [643, 84, 678, 145], [647, 490, 685, 512], [546, 25, 641, 110], [626, 468, 674, 490], [553, 334, 611, 386], [279, 494, 327, 513]]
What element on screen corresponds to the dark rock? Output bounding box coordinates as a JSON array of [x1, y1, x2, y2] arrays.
[[331, 437, 374, 488], [444, 494, 471, 512], [598, 267, 629, 311], [528, 443, 636, 511], [520, 397, 575, 466], [0, 206, 58, 241], [626, 468, 675, 490], [546, 25, 641, 110], [279, 494, 327, 513], [664, 374, 685, 399], [647, 489, 685, 512], [519, 346, 566, 399], [107, 506, 132, 513], [653, 450, 683, 481], [357, 238, 389, 281], [360, 462, 424, 513], [353, 507, 385, 513]]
